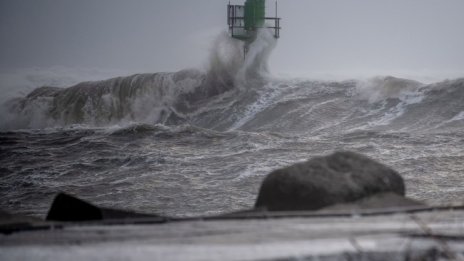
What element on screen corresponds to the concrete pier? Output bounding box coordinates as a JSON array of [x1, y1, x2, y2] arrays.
[[1, 206, 464, 260]]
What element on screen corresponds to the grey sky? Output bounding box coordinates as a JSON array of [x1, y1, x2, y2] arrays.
[[1, 0, 463, 79]]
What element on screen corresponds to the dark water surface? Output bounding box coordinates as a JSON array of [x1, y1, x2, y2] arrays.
[[1, 69, 463, 218]]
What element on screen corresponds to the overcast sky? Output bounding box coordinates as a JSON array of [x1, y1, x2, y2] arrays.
[[1, 0, 463, 80]]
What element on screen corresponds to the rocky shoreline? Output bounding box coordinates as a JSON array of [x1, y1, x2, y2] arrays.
[[2, 151, 463, 260], [3, 151, 428, 224]]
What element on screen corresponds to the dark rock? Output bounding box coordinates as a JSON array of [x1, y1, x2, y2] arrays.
[[255, 151, 405, 211], [46, 193, 156, 221], [46, 193, 103, 221]]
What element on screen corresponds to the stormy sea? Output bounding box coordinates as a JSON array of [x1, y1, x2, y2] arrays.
[[1, 31, 464, 218]]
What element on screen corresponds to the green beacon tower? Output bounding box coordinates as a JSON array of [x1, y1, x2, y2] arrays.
[[227, 0, 281, 56]]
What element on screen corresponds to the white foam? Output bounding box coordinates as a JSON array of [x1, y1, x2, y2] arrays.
[[229, 83, 282, 130], [366, 90, 425, 127], [356, 76, 424, 103]]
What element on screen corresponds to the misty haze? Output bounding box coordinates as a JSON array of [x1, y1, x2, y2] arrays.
[[1, 1, 464, 260]]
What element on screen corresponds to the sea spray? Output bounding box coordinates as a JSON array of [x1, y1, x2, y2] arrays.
[[0, 29, 277, 131], [198, 28, 279, 130], [206, 31, 244, 87], [356, 76, 424, 103], [206, 28, 277, 87], [237, 28, 277, 83]]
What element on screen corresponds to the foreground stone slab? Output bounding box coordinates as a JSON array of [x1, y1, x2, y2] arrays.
[[1, 206, 464, 261]]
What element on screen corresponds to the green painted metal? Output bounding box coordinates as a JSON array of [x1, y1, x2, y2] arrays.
[[227, 0, 280, 46], [244, 0, 265, 30]]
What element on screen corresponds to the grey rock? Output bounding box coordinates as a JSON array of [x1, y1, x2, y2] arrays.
[[255, 151, 406, 211]]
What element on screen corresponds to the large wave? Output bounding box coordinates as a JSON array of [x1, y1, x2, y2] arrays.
[[0, 29, 277, 130], [1, 29, 463, 133], [228, 76, 464, 134]]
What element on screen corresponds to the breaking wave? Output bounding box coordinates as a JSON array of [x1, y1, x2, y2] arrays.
[[0, 29, 276, 130], [1, 30, 463, 135], [1, 29, 464, 217]]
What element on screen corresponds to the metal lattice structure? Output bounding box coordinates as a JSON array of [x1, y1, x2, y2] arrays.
[[227, 0, 281, 42]]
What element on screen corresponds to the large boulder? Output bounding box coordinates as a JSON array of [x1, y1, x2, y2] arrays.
[[255, 151, 406, 211]]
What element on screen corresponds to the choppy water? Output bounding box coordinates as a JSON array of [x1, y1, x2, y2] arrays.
[[1, 32, 464, 218]]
